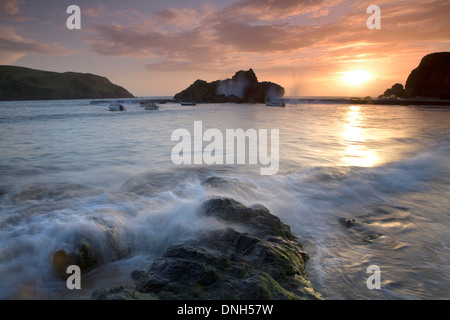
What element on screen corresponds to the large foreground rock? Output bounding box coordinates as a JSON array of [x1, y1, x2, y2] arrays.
[[92, 197, 322, 300], [173, 69, 284, 104]]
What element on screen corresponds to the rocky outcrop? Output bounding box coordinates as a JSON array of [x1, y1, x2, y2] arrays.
[[92, 197, 322, 300], [0, 65, 134, 101], [378, 83, 406, 99], [52, 240, 98, 279], [405, 52, 450, 99], [173, 69, 284, 104], [379, 52, 450, 100]]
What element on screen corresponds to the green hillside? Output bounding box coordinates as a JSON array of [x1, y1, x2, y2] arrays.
[[0, 65, 134, 101]]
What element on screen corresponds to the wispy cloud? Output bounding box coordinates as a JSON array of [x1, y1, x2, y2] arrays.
[[0, 0, 22, 15], [1, 0, 448, 95], [0, 26, 69, 64], [81, 0, 449, 71], [220, 0, 343, 21]]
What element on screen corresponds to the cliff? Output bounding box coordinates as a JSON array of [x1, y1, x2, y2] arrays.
[[379, 52, 450, 100], [405, 52, 450, 99], [173, 69, 284, 103], [0, 65, 134, 101]]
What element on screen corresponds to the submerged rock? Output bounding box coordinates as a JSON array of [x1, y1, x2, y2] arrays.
[[52, 240, 98, 279], [338, 218, 358, 228], [93, 197, 322, 300]]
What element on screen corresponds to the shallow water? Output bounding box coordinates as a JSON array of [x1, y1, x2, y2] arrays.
[[0, 100, 449, 299]]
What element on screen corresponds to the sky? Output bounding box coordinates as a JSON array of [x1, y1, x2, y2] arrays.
[[1, 0, 449, 97]]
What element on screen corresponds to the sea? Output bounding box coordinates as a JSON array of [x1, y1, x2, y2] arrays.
[[0, 99, 449, 300]]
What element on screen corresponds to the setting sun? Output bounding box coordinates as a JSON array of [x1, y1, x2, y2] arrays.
[[341, 70, 373, 86]]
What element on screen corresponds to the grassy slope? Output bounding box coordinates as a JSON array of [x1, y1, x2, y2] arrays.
[[0, 65, 134, 100]]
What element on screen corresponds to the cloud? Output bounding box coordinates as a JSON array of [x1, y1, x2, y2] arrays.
[[0, 27, 69, 64], [311, 9, 330, 18], [84, 4, 109, 18], [80, 0, 449, 77], [220, 0, 342, 21], [155, 8, 197, 26], [0, 0, 22, 15], [213, 21, 315, 52]]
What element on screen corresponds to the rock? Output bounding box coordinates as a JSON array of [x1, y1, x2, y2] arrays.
[[338, 218, 358, 228], [93, 197, 322, 300], [173, 69, 284, 104], [201, 176, 231, 188], [201, 197, 294, 240], [378, 83, 406, 99], [363, 233, 383, 245], [201, 177, 257, 195], [378, 52, 450, 101], [91, 286, 157, 300], [131, 269, 147, 281], [405, 52, 450, 99], [52, 240, 98, 279], [338, 212, 387, 246], [0, 65, 134, 101]]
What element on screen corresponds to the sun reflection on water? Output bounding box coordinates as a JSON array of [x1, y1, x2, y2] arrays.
[[340, 105, 378, 167]]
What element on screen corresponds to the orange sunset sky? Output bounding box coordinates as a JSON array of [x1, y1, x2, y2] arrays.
[[1, 0, 449, 97]]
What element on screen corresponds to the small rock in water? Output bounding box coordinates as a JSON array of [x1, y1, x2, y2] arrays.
[[52, 240, 98, 279], [363, 234, 383, 245], [338, 218, 358, 228]]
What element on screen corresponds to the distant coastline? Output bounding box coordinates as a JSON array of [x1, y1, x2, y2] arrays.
[[0, 65, 134, 101]]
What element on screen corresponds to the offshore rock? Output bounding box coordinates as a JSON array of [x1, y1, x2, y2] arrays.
[[173, 69, 284, 104], [378, 83, 406, 99]]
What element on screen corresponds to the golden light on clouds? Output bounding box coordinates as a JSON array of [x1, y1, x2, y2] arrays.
[[1, 0, 449, 96]]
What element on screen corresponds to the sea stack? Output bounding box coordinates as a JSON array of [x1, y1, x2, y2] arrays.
[[173, 69, 285, 104]]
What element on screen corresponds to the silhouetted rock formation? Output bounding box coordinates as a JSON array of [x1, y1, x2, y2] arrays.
[[378, 83, 406, 99], [0, 65, 134, 101], [379, 52, 450, 100], [174, 69, 284, 103], [405, 52, 450, 99]]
